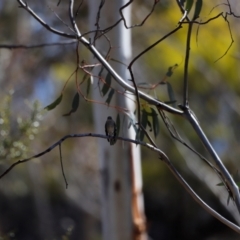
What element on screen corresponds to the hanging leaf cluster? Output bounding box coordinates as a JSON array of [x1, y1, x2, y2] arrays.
[[44, 91, 80, 116], [63, 92, 80, 116], [136, 107, 160, 142], [183, 0, 203, 20], [44, 70, 95, 116], [99, 68, 115, 105]]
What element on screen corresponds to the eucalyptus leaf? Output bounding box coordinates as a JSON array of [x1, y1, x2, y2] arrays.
[[44, 94, 63, 111], [63, 92, 80, 116], [102, 72, 112, 96], [105, 89, 115, 105]]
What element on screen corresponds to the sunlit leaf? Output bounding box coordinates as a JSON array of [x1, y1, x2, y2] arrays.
[[185, 0, 194, 13], [63, 92, 80, 116], [101, 72, 112, 96], [105, 89, 115, 105], [44, 94, 63, 111]]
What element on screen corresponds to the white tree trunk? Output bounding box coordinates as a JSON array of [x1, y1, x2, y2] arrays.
[[88, 1, 147, 239]]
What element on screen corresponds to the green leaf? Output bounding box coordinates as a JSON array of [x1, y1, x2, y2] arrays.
[[105, 89, 115, 105], [116, 114, 120, 137], [164, 100, 177, 105], [167, 82, 176, 105], [44, 94, 63, 111], [110, 58, 126, 67], [98, 66, 104, 77], [141, 110, 148, 129], [166, 64, 178, 77], [227, 195, 231, 205], [101, 72, 112, 96], [193, 0, 202, 20], [180, 0, 186, 6], [126, 113, 138, 132], [185, 0, 194, 13], [147, 120, 152, 132], [136, 109, 148, 141], [151, 108, 160, 138], [82, 72, 90, 83], [71, 92, 80, 112], [63, 92, 80, 116]]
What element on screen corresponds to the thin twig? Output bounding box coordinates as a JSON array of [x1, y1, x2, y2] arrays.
[[214, 13, 234, 63], [0, 133, 164, 180], [0, 40, 77, 49], [158, 109, 226, 186], [182, 21, 193, 107], [17, 0, 183, 116], [161, 155, 240, 234], [17, 0, 76, 39], [59, 144, 68, 189], [1, 131, 239, 232], [184, 108, 240, 213], [119, 0, 160, 29], [129, 25, 182, 68]]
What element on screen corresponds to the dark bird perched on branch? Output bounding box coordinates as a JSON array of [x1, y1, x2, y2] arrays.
[[105, 116, 117, 145]]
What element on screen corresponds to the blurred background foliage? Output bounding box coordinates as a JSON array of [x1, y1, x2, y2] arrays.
[[1, 0, 240, 239]]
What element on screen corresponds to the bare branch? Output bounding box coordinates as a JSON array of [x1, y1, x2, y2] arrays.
[[129, 25, 182, 69], [161, 155, 240, 234], [183, 108, 240, 213], [214, 14, 234, 63], [158, 110, 226, 185], [0, 40, 77, 49], [1, 131, 238, 233], [69, 0, 81, 36], [16, 0, 183, 116], [17, 0, 76, 39], [0, 133, 165, 180], [119, 0, 160, 29]]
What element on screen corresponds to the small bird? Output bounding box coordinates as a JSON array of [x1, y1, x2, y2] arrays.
[[105, 116, 117, 145]]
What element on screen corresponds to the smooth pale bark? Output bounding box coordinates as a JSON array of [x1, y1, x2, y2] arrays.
[[88, 1, 147, 239]]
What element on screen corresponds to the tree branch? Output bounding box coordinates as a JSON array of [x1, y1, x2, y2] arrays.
[[0, 40, 77, 49], [17, 0, 76, 39], [16, 0, 183, 116], [184, 108, 240, 214], [1, 132, 239, 233]]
